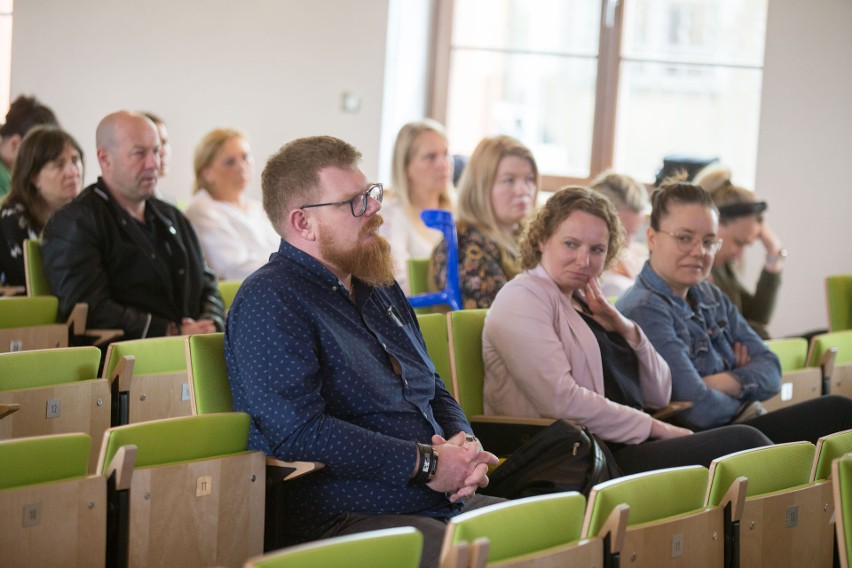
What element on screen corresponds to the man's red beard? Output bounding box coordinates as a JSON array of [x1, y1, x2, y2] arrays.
[[319, 215, 396, 287]]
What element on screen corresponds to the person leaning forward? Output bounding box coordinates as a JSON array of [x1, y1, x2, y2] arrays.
[[224, 135, 500, 568], [41, 111, 223, 339]]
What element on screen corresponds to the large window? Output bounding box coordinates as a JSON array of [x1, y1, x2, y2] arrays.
[[0, 0, 11, 113], [432, 0, 767, 189]]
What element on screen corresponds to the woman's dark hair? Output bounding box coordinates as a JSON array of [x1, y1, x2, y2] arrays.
[[649, 181, 718, 231], [5, 126, 84, 228], [0, 95, 58, 138]]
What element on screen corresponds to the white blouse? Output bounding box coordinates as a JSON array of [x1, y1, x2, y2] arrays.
[[378, 197, 443, 294], [184, 189, 280, 281]]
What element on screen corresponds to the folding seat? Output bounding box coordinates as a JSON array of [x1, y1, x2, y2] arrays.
[[97, 412, 266, 568], [0, 433, 105, 567], [832, 453, 852, 568], [218, 279, 242, 313], [826, 274, 852, 332], [243, 527, 422, 568], [416, 312, 454, 398], [762, 337, 821, 412], [102, 336, 192, 425], [706, 441, 833, 567], [0, 346, 110, 472], [23, 239, 51, 297], [584, 465, 743, 567], [439, 491, 625, 568], [808, 330, 852, 398]]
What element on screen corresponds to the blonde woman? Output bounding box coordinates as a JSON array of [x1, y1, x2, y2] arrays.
[[184, 128, 279, 280], [380, 120, 454, 293], [430, 135, 538, 308]]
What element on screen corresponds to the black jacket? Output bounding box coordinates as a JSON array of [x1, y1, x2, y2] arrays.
[[42, 179, 224, 338]]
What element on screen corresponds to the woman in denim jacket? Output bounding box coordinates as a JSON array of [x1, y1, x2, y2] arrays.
[[618, 182, 852, 442]]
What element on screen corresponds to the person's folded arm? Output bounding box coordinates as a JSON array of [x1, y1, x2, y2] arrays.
[[721, 293, 781, 401]]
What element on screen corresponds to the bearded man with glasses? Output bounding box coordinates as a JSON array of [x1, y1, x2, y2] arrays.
[[224, 135, 500, 568]]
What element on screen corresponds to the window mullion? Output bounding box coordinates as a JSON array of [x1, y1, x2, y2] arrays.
[[590, 0, 624, 178], [428, 0, 454, 122]]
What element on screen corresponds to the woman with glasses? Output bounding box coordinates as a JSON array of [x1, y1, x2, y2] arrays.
[[185, 128, 280, 280], [483, 186, 770, 474], [618, 182, 852, 442], [430, 135, 538, 308]]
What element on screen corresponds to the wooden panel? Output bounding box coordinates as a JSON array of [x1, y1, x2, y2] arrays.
[[490, 538, 602, 567], [0, 475, 105, 568], [0, 325, 67, 353], [831, 364, 852, 399], [127, 451, 265, 568], [128, 372, 192, 423], [0, 380, 110, 473], [619, 508, 724, 567], [739, 482, 834, 568], [762, 368, 822, 412]]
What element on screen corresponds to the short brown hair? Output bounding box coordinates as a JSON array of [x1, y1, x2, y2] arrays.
[[262, 136, 362, 234], [649, 181, 718, 231], [520, 186, 624, 270]]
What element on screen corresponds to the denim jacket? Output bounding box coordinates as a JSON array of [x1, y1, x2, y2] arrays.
[[617, 262, 780, 430]]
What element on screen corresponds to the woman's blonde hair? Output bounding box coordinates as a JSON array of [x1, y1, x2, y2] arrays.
[[456, 135, 539, 273], [520, 186, 624, 270], [693, 164, 765, 224], [390, 119, 453, 211], [590, 170, 649, 213], [193, 127, 246, 193]]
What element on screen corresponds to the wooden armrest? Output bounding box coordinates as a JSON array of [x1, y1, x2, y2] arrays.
[[0, 403, 21, 420], [104, 445, 137, 490], [0, 285, 25, 297], [265, 458, 324, 482], [719, 476, 747, 523], [599, 503, 629, 556], [83, 328, 124, 346], [651, 400, 694, 421], [108, 355, 134, 392]]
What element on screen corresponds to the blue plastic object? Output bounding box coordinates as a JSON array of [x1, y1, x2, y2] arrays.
[[407, 210, 462, 311]]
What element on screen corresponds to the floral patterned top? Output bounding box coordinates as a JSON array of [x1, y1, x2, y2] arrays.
[[0, 202, 39, 287], [429, 221, 520, 309]]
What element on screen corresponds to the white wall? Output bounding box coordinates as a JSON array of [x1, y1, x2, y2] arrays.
[[10, 0, 390, 204], [752, 0, 852, 336]]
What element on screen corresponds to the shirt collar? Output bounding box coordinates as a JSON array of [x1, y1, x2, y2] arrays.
[[276, 239, 377, 304], [637, 261, 720, 314]]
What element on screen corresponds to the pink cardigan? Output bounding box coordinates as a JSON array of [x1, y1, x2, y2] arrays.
[[482, 265, 672, 444]]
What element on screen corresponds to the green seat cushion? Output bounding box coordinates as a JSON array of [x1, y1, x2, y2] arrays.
[[0, 433, 91, 490], [188, 332, 233, 414], [416, 313, 453, 398], [250, 527, 422, 568], [0, 296, 59, 328], [836, 455, 852, 568], [826, 274, 852, 332], [25, 239, 52, 296], [448, 492, 586, 563], [707, 442, 815, 505], [813, 429, 852, 481], [99, 412, 250, 474], [104, 336, 188, 377], [450, 309, 488, 417], [587, 466, 708, 536], [0, 346, 101, 390], [765, 337, 808, 372], [809, 330, 852, 366], [218, 280, 242, 312]]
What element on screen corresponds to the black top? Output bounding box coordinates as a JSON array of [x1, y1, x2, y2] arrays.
[[578, 310, 643, 411]]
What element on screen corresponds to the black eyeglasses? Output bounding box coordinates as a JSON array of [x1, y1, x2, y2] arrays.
[[300, 183, 383, 217]]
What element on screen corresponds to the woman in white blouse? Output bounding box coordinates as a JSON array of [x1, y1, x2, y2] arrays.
[[380, 120, 454, 293], [185, 128, 280, 280]]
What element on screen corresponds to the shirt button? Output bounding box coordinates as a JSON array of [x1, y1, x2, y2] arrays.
[[382, 343, 388, 350], [177, 268, 185, 276], [422, 411, 428, 419], [150, 253, 156, 259], [332, 286, 338, 291]]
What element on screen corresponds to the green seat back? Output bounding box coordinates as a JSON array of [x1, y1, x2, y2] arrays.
[[416, 313, 453, 398], [0, 433, 91, 490], [408, 259, 431, 296], [0, 346, 101, 390], [218, 280, 242, 313], [187, 332, 234, 414], [707, 441, 815, 505], [104, 336, 188, 377], [447, 492, 586, 563], [826, 274, 852, 332], [809, 330, 852, 366], [24, 239, 51, 297], [99, 412, 249, 474], [835, 454, 852, 568], [248, 527, 422, 568], [765, 337, 808, 372], [813, 429, 852, 481], [586, 465, 708, 537], [0, 296, 60, 328], [448, 309, 487, 417]]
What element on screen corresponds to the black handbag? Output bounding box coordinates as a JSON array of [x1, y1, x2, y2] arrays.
[[481, 419, 620, 499]]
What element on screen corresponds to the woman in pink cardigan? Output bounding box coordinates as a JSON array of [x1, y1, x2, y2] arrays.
[[483, 186, 770, 474]]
